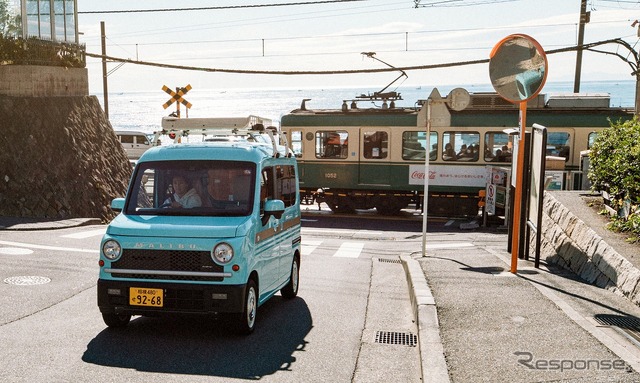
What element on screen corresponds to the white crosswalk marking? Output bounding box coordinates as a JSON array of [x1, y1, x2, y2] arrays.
[[61, 228, 107, 239], [302, 240, 323, 256], [333, 242, 364, 258], [427, 242, 474, 250]]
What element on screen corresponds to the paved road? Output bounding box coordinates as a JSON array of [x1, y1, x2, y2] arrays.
[[4, 212, 640, 383], [0, 220, 422, 383]]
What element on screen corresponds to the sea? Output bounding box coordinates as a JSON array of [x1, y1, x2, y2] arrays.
[[98, 80, 636, 134]]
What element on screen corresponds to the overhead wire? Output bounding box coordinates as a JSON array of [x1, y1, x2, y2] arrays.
[[415, 0, 522, 7], [84, 37, 633, 75], [78, 0, 368, 15], [79, 1, 408, 42]]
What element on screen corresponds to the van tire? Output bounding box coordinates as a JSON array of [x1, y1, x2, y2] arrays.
[[237, 279, 258, 335], [281, 256, 299, 299], [102, 313, 131, 328]]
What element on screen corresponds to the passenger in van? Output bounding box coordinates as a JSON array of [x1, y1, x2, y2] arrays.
[[163, 174, 202, 208]]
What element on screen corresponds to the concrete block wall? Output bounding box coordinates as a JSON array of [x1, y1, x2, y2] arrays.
[[0, 65, 88, 97]]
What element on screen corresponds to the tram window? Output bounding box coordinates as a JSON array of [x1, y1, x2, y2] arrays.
[[484, 132, 513, 162], [402, 131, 437, 161], [442, 131, 480, 162], [363, 131, 388, 159], [588, 132, 598, 149], [547, 132, 571, 161], [290, 130, 303, 158], [315, 130, 348, 159]]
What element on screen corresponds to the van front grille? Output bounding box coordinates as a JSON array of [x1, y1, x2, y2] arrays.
[[111, 249, 224, 281]]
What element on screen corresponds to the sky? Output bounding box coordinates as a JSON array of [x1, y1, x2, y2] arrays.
[[76, 0, 640, 95]]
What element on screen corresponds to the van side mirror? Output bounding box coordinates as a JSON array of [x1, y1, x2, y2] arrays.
[[111, 198, 125, 212], [262, 199, 285, 225]]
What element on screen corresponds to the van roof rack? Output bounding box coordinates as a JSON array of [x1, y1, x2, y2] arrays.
[[155, 116, 293, 158]]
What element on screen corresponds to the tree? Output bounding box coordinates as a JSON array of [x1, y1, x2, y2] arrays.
[[0, 0, 21, 37]]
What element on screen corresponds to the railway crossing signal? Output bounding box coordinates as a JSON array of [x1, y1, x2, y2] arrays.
[[162, 84, 192, 117]]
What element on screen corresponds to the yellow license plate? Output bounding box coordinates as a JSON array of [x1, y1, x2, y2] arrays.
[[129, 287, 163, 307]]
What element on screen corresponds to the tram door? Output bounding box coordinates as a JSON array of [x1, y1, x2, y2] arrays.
[[359, 128, 391, 186]]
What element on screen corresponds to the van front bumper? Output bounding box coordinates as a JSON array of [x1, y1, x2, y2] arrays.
[[97, 279, 246, 316]]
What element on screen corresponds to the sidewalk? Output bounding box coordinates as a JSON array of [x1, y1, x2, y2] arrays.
[[402, 192, 640, 383], [0, 217, 101, 231]]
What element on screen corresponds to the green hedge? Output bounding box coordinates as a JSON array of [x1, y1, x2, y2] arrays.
[[588, 117, 640, 243], [0, 34, 85, 68]]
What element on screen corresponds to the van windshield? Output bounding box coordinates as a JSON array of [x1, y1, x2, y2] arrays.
[[125, 160, 256, 217]]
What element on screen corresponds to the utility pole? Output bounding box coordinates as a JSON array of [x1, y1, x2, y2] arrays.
[[101, 21, 109, 120], [573, 0, 589, 93]]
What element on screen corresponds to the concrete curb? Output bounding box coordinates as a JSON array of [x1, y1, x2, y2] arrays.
[[0, 217, 102, 231], [400, 254, 450, 383]]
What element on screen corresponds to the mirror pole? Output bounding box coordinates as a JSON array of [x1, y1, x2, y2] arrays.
[[510, 102, 527, 273]]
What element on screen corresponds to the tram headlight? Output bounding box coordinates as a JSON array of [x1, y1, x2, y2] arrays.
[[102, 240, 122, 261], [212, 242, 234, 265]]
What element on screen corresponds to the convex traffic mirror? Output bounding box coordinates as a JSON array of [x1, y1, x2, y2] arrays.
[[489, 34, 548, 103]]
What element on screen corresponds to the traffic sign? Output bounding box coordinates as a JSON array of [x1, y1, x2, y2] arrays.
[[162, 84, 192, 110]]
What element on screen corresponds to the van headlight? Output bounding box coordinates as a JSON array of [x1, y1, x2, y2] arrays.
[[102, 240, 122, 261], [212, 243, 234, 264]]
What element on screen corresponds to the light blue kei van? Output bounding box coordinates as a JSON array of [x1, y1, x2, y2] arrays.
[[97, 134, 301, 334]]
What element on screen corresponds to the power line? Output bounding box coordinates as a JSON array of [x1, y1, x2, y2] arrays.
[[414, 0, 522, 7], [88, 21, 593, 49], [78, 0, 368, 15], [79, 2, 407, 42], [84, 38, 628, 76]]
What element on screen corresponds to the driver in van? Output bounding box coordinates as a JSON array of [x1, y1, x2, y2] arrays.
[[203, 169, 231, 207], [163, 174, 202, 208]]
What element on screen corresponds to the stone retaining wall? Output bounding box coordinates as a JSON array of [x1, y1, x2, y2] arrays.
[[0, 66, 88, 97], [0, 95, 131, 222], [537, 192, 640, 305]]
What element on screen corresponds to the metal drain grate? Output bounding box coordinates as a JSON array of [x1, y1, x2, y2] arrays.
[[378, 258, 402, 264], [375, 331, 417, 347], [594, 314, 640, 343], [4, 276, 51, 286]]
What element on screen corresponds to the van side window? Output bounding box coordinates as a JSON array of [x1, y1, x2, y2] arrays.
[[135, 135, 149, 145], [316, 131, 348, 159], [275, 165, 297, 207], [120, 135, 134, 144], [260, 167, 274, 214]]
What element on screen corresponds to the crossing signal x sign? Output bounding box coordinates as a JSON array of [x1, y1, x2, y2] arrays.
[[162, 84, 192, 109]]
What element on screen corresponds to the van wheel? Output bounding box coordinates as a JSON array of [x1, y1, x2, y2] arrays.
[[237, 279, 258, 335], [281, 256, 300, 299], [102, 313, 131, 328]]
